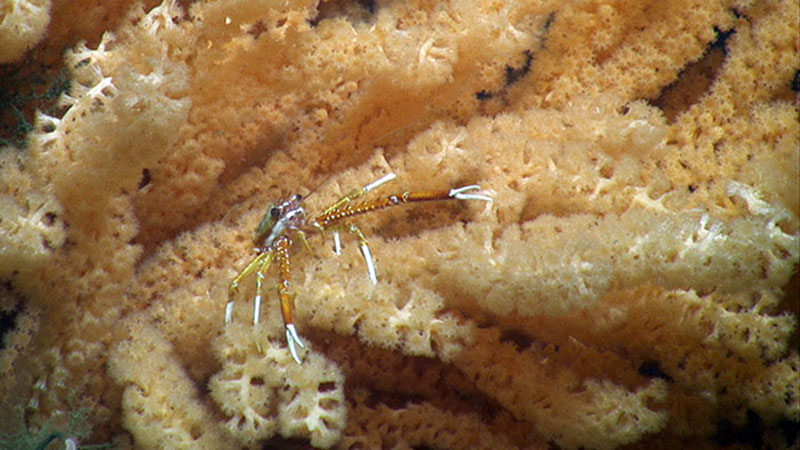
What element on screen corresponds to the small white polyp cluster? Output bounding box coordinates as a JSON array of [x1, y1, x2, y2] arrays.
[[209, 324, 347, 448]]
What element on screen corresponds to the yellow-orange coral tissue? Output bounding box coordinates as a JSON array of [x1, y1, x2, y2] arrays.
[[0, 0, 798, 448]]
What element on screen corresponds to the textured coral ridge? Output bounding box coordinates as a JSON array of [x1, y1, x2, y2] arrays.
[[0, 0, 798, 448]]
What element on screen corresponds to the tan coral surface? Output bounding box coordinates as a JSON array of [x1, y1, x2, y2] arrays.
[[0, 0, 52, 64], [1, 0, 798, 448]]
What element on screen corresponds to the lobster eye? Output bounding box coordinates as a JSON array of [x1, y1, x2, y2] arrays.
[[270, 206, 281, 218]]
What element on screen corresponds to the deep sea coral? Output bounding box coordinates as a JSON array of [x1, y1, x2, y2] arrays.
[[0, 0, 798, 448], [0, 0, 52, 64]]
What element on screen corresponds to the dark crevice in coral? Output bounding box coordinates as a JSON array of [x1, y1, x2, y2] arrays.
[[357, 0, 376, 15], [309, 0, 376, 28], [373, 391, 427, 410], [475, 13, 554, 108], [262, 436, 314, 449], [777, 419, 800, 447], [505, 50, 534, 87], [0, 65, 71, 150], [637, 360, 673, 382], [499, 328, 534, 352], [246, 20, 269, 40], [541, 11, 556, 36], [710, 26, 736, 52], [474, 90, 493, 101], [0, 299, 20, 352], [713, 410, 764, 448], [475, 49, 537, 103], [713, 411, 800, 448], [318, 381, 337, 393], [137, 168, 152, 190], [651, 25, 733, 123], [314, 330, 509, 428]]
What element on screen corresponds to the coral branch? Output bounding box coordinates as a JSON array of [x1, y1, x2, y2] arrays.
[[0, 0, 797, 448]]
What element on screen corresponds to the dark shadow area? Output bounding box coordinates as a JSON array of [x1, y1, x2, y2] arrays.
[[651, 27, 733, 122]]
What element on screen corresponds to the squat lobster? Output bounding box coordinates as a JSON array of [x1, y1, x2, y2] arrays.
[[225, 172, 492, 363]]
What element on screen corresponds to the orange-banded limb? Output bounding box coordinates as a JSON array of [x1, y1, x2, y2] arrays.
[[320, 173, 398, 254], [274, 236, 306, 364], [312, 173, 492, 285], [320, 173, 398, 218]]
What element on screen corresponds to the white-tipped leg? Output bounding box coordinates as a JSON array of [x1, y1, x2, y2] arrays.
[[253, 272, 265, 325], [285, 324, 306, 364], [332, 230, 342, 255], [252, 294, 262, 325], [449, 184, 493, 202], [252, 256, 273, 325], [363, 172, 397, 193], [349, 224, 378, 285], [228, 251, 273, 326], [359, 241, 378, 285], [224, 301, 235, 324]]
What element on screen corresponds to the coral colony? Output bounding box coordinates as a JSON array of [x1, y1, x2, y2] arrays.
[[1, 0, 798, 448]]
